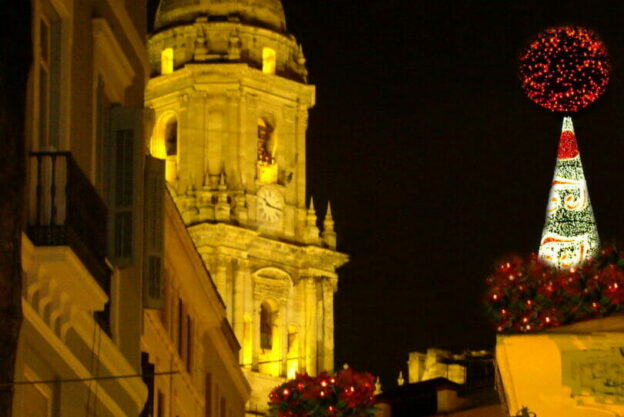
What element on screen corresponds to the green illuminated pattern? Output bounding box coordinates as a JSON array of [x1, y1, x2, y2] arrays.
[[538, 117, 599, 269]]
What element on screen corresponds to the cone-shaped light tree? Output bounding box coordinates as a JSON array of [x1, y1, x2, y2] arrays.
[[538, 117, 599, 269], [519, 25, 610, 268]]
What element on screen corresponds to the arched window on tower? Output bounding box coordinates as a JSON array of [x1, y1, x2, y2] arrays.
[[257, 118, 278, 183], [165, 118, 178, 157], [260, 301, 276, 350], [161, 48, 174, 74], [150, 113, 178, 182], [262, 47, 276, 75]]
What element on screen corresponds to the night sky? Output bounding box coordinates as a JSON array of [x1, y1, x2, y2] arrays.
[[282, 0, 624, 388], [149, 0, 624, 389]]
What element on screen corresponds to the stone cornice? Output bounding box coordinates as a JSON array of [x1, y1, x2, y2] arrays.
[[148, 64, 315, 107], [187, 223, 348, 273]]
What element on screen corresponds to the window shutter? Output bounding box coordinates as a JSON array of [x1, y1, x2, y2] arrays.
[[143, 155, 165, 309], [107, 106, 143, 267]]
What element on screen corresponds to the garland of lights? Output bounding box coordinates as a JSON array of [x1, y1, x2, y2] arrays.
[[485, 243, 624, 333], [268, 369, 376, 417], [519, 26, 610, 113]]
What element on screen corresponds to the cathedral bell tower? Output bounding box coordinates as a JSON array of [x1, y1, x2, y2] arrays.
[[146, 0, 348, 413]]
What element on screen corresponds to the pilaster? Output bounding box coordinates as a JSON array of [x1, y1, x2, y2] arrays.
[[304, 276, 318, 375], [321, 278, 336, 372]]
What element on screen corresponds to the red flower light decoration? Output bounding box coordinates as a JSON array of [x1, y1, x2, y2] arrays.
[[268, 369, 376, 417], [519, 26, 610, 113], [484, 243, 624, 333]]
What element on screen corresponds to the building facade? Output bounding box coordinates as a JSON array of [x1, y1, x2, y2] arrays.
[[140, 191, 251, 417], [14, 0, 151, 415], [146, 0, 348, 413]]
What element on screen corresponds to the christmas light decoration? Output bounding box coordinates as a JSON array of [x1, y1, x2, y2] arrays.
[[484, 26, 616, 334], [268, 369, 376, 417], [519, 26, 609, 113], [485, 243, 624, 333], [538, 117, 599, 269]]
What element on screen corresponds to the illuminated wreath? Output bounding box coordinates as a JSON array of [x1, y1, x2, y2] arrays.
[[519, 26, 610, 113]]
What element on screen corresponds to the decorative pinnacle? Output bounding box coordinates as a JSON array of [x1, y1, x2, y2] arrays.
[[374, 377, 382, 395], [397, 371, 405, 386], [304, 197, 320, 244], [325, 201, 333, 221], [297, 44, 306, 65], [306, 197, 318, 225], [218, 171, 227, 190], [322, 201, 337, 249]]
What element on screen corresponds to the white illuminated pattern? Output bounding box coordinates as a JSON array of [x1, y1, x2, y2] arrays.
[[538, 117, 599, 269]]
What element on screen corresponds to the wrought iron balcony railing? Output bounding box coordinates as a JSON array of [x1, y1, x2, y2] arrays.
[[27, 151, 111, 332]]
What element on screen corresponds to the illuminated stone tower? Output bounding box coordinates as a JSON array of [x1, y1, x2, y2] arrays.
[[146, 0, 348, 412]]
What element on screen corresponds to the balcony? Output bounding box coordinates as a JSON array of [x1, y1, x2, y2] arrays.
[[27, 152, 111, 331]]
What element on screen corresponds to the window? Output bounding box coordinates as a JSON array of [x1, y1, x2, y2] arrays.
[[186, 314, 192, 371], [215, 385, 220, 417], [205, 373, 212, 417], [262, 47, 276, 74], [177, 298, 184, 357], [162, 48, 174, 74], [260, 302, 274, 350], [257, 118, 278, 183], [150, 114, 178, 182], [37, 5, 61, 150], [157, 391, 164, 417], [165, 119, 178, 157], [175, 298, 193, 370], [257, 118, 274, 164]]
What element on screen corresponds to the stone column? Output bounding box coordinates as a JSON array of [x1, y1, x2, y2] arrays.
[[233, 259, 248, 345], [304, 276, 317, 375], [224, 257, 234, 323], [316, 281, 324, 372], [242, 267, 254, 369], [280, 301, 289, 377], [252, 299, 261, 371], [322, 278, 335, 372], [295, 105, 308, 208]]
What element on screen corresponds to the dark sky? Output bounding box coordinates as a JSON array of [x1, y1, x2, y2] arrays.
[[149, 0, 624, 389], [282, 0, 624, 388]]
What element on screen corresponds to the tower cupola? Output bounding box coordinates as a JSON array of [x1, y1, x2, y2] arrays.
[[149, 0, 307, 82], [155, 0, 287, 32]]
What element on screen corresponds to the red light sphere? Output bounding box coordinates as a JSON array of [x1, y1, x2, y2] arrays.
[[519, 26, 610, 113]]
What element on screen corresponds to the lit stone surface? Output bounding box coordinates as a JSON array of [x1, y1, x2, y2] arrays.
[[147, 0, 348, 413], [497, 315, 624, 417], [155, 0, 287, 32]]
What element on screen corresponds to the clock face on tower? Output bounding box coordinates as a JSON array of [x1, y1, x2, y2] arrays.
[[257, 187, 283, 224]]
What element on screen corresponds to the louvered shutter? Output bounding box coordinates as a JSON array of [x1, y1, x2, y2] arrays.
[[108, 106, 143, 267], [143, 155, 165, 309]]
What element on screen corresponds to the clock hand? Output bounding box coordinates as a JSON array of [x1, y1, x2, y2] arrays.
[[259, 195, 281, 211], [265, 201, 282, 210]]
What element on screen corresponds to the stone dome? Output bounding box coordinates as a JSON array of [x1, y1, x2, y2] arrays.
[[155, 0, 287, 32]]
